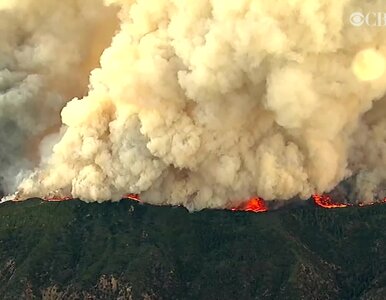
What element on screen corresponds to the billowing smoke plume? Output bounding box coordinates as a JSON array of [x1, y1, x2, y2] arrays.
[[0, 0, 118, 194], [7, 0, 386, 210]]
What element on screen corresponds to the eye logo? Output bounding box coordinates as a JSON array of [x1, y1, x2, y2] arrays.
[[349, 12, 386, 27], [350, 12, 365, 26]]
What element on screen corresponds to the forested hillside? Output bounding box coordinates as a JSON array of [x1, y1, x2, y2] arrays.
[[1, 199, 386, 299]]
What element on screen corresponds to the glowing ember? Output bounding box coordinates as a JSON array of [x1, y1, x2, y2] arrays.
[[122, 194, 140, 201], [312, 194, 349, 209], [43, 196, 73, 202], [3, 192, 386, 212], [231, 197, 268, 213], [42, 194, 141, 202], [358, 197, 386, 206]]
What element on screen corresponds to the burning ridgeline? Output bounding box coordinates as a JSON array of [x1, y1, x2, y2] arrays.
[[3, 191, 386, 214]]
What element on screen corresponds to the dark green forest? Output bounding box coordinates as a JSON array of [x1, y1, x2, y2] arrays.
[[1, 199, 386, 299]]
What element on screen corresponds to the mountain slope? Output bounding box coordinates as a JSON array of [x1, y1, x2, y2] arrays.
[[1, 199, 386, 299]]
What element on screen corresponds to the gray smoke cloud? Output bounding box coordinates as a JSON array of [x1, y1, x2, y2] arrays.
[[4, 0, 386, 210], [0, 0, 118, 194]]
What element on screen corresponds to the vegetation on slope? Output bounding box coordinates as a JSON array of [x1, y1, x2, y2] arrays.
[[1, 199, 386, 299]]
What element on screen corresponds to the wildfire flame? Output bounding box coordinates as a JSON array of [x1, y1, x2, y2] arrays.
[[312, 194, 386, 209], [43, 196, 73, 202], [121, 194, 269, 213], [230, 197, 268, 213], [43, 193, 140, 202], [122, 194, 140, 201], [312, 194, 349, 209], [2, 191, 386, 213]]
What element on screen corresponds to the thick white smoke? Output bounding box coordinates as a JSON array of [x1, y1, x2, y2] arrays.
[[11, 0, 386, 210]]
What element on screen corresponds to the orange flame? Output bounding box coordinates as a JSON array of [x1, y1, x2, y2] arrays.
[[42, 194, 141, 202], [231, 197, 268, 213], [122, 194, 140, 201], [10, 192, 386, 212], [312, 194, 386, 209], [43, 196, 73, 202], [312, 194, 349, 209]]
